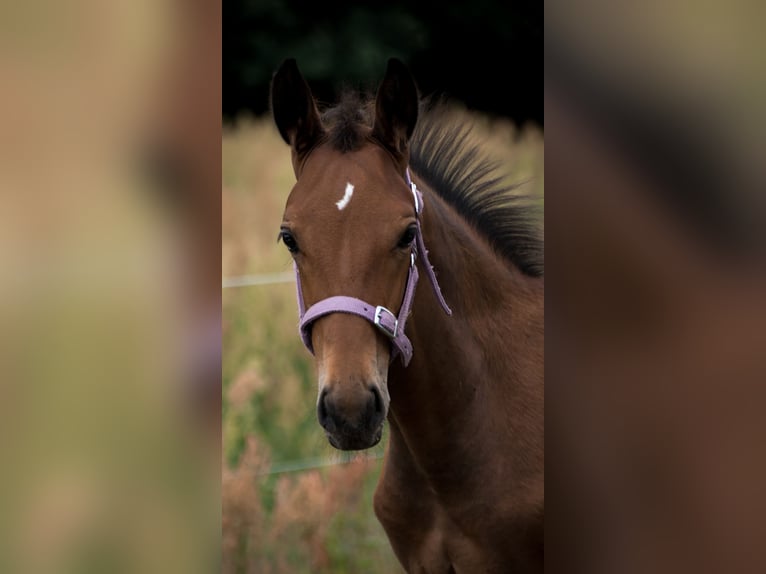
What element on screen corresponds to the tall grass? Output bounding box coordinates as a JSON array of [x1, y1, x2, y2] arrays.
[[222, 112, 543, 573]]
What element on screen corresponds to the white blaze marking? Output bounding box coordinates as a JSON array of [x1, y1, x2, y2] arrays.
[[336, 182, 354, 210]]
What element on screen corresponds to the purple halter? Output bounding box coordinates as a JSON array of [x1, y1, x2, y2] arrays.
[[294, 168, 452, 367]]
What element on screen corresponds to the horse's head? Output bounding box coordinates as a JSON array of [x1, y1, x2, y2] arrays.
[[272, 58, 420, 450]]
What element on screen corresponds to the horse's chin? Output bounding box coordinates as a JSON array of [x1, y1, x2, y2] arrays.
[[326, 426, 383, 451]]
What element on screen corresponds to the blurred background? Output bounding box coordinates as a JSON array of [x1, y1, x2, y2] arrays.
[[223, 0, 542, 126], [0, 0, 220, 572], [222, 1, 542, 572], [546, 2, 766, 572]]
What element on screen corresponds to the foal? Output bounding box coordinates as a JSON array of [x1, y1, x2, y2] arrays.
[[272, 58, 543, 573]]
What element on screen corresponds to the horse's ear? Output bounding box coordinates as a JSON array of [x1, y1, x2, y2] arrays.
[[271, 59, 325, 165], [371, 58, 419, 163]]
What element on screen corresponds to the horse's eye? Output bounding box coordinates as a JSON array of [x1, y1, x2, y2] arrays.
[[279, 230, 299, 253], [397, 226, 417, 249]]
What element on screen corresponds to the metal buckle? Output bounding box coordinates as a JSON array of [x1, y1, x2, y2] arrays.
[[373, 306, 398, 339]]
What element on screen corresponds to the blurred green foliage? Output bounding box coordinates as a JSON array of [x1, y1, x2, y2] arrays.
[[224, 0, 542, 124]]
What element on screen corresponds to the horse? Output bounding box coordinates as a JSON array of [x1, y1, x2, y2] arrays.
[[271, 58, 544, 573]]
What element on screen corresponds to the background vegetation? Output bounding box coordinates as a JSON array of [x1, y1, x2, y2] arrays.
[[222, 109, 543, 572], [223, 0, 542, 126]]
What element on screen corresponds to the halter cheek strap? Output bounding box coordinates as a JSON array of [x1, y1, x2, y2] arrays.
[[294, 168, 451, 367]]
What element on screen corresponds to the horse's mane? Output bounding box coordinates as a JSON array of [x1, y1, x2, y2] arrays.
[[321, 93, 544, 277]]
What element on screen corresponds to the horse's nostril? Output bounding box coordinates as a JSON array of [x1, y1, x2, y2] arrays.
[[317, 388, 330, 427], [370, 386, 384, 417]]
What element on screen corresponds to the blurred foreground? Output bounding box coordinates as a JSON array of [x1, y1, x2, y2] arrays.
[[0, 1, 220, 571], [547, 2, 766, 572]]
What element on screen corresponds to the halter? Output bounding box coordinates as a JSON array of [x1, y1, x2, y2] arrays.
[[294, 168, 452, 367]]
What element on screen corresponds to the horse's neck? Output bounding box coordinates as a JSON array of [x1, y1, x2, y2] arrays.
[[387, 183, 544, 492]]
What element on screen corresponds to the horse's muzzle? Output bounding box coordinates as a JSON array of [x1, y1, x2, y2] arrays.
[[317, 385, 386, 450]]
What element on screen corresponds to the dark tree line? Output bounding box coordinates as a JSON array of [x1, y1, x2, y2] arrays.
[[224, 0, 542, 127]]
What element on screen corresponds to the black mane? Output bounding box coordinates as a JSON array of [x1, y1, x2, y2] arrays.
[[320, 95, 544, 276]]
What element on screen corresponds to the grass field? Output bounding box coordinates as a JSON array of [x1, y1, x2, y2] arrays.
[[221, 110, 543, 573]]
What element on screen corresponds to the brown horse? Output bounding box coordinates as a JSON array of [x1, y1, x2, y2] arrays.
[[272, 58, 544, 573]]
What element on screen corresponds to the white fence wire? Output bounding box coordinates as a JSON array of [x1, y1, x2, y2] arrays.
[[222, 271, 294, 288], [259, 452, 385, 476]]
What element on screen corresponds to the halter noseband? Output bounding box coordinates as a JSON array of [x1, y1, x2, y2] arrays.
[[294, 168, 452, 367]]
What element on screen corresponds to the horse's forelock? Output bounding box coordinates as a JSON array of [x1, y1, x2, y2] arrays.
[[321, 92, 375, 153]]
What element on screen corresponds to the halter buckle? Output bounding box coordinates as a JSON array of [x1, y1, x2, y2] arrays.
[[373, 306, 398, 339]]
